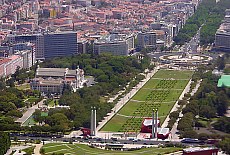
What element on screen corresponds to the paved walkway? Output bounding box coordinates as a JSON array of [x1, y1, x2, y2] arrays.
[[96, 67, 160, 132], [16, 99, 45, 125], [169, 79, 202, 140], [34, 144, 43, 155], [225, 107, 230, 117], [5, 145, 31, 155]]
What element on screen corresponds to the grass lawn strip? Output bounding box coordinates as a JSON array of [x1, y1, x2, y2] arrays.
[[153, 70, 193, 79], [101, 115, 129, 132], [42, 143, 182, 155]]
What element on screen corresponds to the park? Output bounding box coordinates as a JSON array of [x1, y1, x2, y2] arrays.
[[101, 69, 194, 132]]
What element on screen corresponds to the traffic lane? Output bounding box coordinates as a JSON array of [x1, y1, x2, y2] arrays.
[[12, 136, 195, 146]]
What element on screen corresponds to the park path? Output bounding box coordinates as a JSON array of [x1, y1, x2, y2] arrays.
[[5, 145, 31, 155], [169, 79, 202, 140], [225, 107, 230, 117], [96, 67, 160, 133], [16, 99, 45, 125], [34, 144, 43, 155]]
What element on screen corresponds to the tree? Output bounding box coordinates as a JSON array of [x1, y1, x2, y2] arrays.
[[182, 130, 198, 139], [218, 138, 230, 155], [177, 112, 194, 131]]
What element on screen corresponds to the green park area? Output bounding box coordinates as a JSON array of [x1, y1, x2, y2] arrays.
[[41, 143, 181, 155], [101, 70, 193, 132], [16, 83, 30, 90]]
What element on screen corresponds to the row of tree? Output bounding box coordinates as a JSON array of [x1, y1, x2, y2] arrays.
[[174, 0, 230, 46]]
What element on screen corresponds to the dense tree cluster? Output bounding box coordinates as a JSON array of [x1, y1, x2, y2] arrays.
[[213, 117, 230, 134], [0, 132, 11, 155], [176, 64, 230, 138], [0, 78, 42, 131], [218, 138, 230, 155], [174, 0, 230, 46]]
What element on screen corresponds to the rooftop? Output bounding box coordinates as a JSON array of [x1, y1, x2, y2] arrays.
[[183, 147, 218, 153], [217, 75, 230, 87]]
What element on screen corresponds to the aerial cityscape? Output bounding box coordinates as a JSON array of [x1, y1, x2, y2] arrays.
[[0, 0, 230, 154]]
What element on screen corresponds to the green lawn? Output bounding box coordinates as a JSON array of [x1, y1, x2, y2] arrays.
[[22, 115, 35, 126], [119, 101, 143, 116], [101, 115, 129, 132], [153, 70, 193, 79], [22, 146, 35, 155], [172, 80, 189, 89], [142, 79, 162, 89], [164, 90, 182, 102], [27, 97, 40, 103], [101, 70, 193, 132], [132, 89, 152, 101], [16, 83, 30, 90], [42, 143, 182, 155]]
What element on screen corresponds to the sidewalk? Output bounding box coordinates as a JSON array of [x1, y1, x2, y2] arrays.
[[34, 144, 43, 155], [16, 99, 45, 125]]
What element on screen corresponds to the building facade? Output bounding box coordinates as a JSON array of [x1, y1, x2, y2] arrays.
[[93, 34, 135, 55], [43, 31, 78, 58], [30, 66, 85, 94], [137, 31, 156, 49], [0, 55, 23, 78], [7, 31, 78, 59]]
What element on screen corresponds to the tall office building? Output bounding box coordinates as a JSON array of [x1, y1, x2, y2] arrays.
[[7, 34, 44, 59], [43, 31, 78, 58], [214, 11, 230, 52], [215, 30, 230, 52], [93, 34, 134, 55], [137, 31, 156, 49], [7, 31, 78, 59]]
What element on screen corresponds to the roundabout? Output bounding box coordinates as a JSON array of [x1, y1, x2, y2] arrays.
[[159, 52, 213, 66], [159, 52, 213, 65]]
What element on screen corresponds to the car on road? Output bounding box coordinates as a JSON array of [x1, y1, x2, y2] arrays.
[[181, 138, 202, 144]]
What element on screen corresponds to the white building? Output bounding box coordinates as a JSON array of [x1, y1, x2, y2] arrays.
[[30, 66, 86, 94], [15, 49, 35, 69], [94, 34, 135, 55]]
